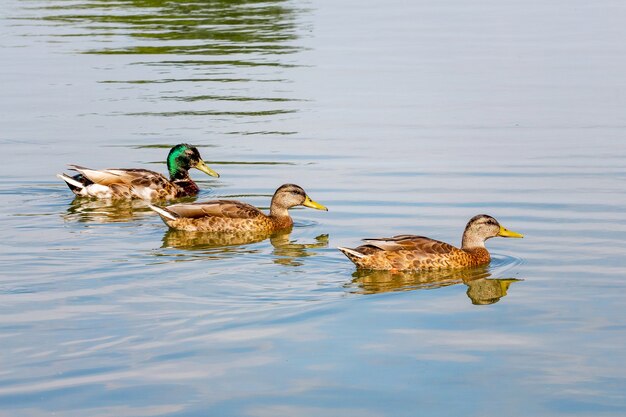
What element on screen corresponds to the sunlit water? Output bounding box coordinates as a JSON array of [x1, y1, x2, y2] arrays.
[[1, 0, 626, 416]]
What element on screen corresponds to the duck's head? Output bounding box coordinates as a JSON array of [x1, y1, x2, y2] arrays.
[[167, 144, 219, 180], [461, 214, 523, 249], [270, 184, 328, 216]]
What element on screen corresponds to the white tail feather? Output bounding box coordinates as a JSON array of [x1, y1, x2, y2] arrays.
[[148, 204, 178, 221], [337, 247, 365, 259], [56, 173, 85, 189]]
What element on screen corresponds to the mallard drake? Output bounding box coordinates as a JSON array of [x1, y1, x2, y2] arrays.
[[57, 144, 219, 200], [149, 184, 328, 233], [338, 214, 523, 271]]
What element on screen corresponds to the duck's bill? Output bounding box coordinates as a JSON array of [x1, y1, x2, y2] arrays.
[[195, 160, 220, 178], [303, 195, 328, 211], [498, 225, 523, 238]]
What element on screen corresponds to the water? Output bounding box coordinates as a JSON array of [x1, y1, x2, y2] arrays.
[[1, 0, 626, 415]]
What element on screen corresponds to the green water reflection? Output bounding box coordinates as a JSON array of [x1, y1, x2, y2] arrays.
[[29, 0, 306, 121], [40, 0, 301, 56]]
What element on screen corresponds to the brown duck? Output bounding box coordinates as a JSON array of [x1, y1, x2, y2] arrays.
[[338, 214, 523, 271], [149, 184, 328, 233], [57, 144, 219, 200]]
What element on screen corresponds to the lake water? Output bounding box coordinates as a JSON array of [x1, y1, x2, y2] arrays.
[[1, 0, 626, 416]]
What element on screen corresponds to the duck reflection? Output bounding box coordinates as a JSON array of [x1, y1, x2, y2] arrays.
[[63, 197, 154, 223], [162, 228, 328, 266], [351, 266, 521, 305], [465, 277, 519, 305], [270, 233, 328, 267]]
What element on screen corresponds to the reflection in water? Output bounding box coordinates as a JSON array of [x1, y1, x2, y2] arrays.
[[163, 228, 274, 249], [162, 228, 328, 266], [270, 232, 328, 267], [351, 266, 521, 305], [63, 197, 155, 223], [31, 0, 306, 122], [44, 0, 302, 57], [465, 277, 519, 306]]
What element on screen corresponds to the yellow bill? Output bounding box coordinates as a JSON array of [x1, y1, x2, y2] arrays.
[[302, 195, 328, 211], [498, 225, 524, 238], [195, 160, 220, 178]]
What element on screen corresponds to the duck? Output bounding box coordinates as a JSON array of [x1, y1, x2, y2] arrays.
[[338, 214, 523, 271], [57, 143, 219, 200], [149, 183, 328, 233]]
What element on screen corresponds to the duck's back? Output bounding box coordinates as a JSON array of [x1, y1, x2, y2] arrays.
[[66, 166, 180, 199], [351, 235, 482, 270], [161, 200, 274, 233]]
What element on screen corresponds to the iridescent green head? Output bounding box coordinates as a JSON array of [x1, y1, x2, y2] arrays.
[[166, 144, 219, 180]]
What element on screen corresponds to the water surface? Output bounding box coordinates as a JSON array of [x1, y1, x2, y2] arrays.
[[1, 0, 626, 416]]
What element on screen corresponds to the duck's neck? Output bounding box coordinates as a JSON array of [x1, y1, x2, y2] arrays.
[[170, 170, 199, 195], [169, 167, 191, 182], [461, 235, 491, 264], [462, 232, 486, 251], [269, 205, 293, 229]]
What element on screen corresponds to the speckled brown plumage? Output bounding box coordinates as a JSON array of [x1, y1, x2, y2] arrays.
[[338, 214, 523, 271], [150, 184, 328, 233], [341, 235, 491, 270], [156, 199, 288, 233]]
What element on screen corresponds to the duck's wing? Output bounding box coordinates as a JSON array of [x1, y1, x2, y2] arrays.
[[361, 235, 460, 255], [165, 200, 264, 219], [68, 165, 168, 187]]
